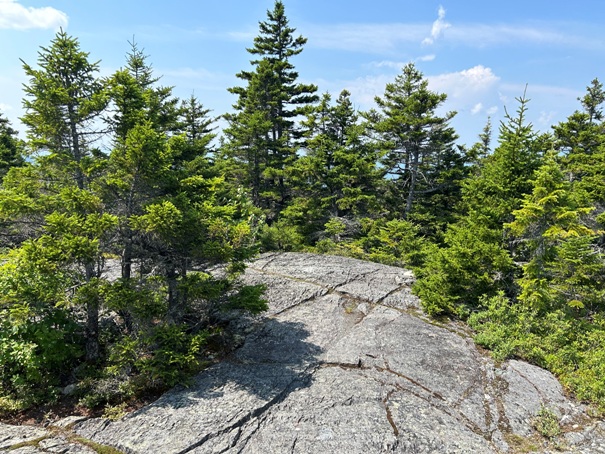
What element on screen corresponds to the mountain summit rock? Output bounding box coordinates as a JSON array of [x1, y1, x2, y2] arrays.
[[3, 253, 605, 453]]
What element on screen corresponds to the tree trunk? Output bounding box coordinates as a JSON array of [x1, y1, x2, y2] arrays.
[[122, 234, 132, 280], [84, 262, 100, 363], [404, 150, 419, 218], [166, 262, 182, 323]]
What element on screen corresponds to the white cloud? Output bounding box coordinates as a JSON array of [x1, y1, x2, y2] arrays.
[[0, 102, 13, 112], [369, 60, 407, 70], [429, 65, 500, 100], [316, 74, 393, 109], [322, 65, 500, 114], [422, 5, 451, 46], [294, 15, 602, 56], [417, 54, 436, 62], [471, 103, 483, 115], [486, 106, 498, 115], [539, 110, 556, 125], [365, 56, 436, 69], [0, 0, 67, 30]]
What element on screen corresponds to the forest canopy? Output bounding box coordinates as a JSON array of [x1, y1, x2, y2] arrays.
[[1, 1, 605, 417]]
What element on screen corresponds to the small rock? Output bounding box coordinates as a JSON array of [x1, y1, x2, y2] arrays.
[[52, 416, 89, 429], [357, 302, 370, 315], [62, 383, 78, 395]]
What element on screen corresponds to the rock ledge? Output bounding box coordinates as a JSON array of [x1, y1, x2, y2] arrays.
[[3, 253, 604, 453]]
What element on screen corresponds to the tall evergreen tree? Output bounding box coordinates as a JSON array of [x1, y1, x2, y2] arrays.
[[285, 90, 380, 242], [554, 79, 605, 205], [414, 94, 544, 316], [507, 151, 599, 313], [104, 42, 182, 282], [367, 63, 458, 220], [223, 1, 318, 219], [18, 30, 110, 362], [21, 29, 107, 192], [462, 93, 545, 230]]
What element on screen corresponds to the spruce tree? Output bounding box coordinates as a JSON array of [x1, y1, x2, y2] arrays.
[[104, 42, 182, 282], [18, 30, 111, 362], [285, 90, 380, 243], [368, 63, 458, 220], [508, 150, 601, 313], [414, 94, 543, 316], [21, 29, 107, 192], [223, 1, 318, 219], [554, 79, 605, 205]]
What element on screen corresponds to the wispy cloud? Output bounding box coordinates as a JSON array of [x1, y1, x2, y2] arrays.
[[422, 6, 451, 46], [417, 54, 436, 62], [302, 23, 426, 54], [314, 74, 392, 108], [499, 82, 581, 99], [539, 110, 556, 125], [471, 102, 483, 115], [446, 23, 604, 49], [470, 103, 498, 116], [294, 18, 604, 55], [369, 60, 407, 70], [0, 0, 67, 30], [365, 56, 435, 69]]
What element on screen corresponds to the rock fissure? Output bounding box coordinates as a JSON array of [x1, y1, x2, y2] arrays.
[[383, 389, 400, 437], [271, 289, 328, 316], [174, 364, 320, 454], [508, 363, 550, 402], [492, 375, 514, 437], [321, 358, 492, 443], [256, 252, 281, 270], [375, 283, 413, 305], [378, 360, 445, 402]]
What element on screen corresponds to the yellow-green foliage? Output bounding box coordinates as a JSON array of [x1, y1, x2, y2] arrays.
[[532, 405, 562, 439], [470, 294, 605, 412]]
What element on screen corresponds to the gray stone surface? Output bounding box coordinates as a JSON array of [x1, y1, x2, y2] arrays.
[[0, 424, 48, 450], [0, 423, 96, 453], [4, 253, 605, 453]]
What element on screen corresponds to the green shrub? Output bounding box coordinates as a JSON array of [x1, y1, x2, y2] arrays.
[[470, 294, 605, 412], [0, 304, 82, 406], [533, 406, 561, 439], [259, 220, 305, 251]]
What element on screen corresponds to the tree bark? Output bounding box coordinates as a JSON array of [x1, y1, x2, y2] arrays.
[[84, 262, 100, 363]]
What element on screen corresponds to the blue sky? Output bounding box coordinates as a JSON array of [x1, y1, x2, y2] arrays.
[[1, 0, 605, 147]]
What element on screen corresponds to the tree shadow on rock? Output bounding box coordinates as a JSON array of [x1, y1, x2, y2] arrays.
[[135, 319, 323, 412]]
